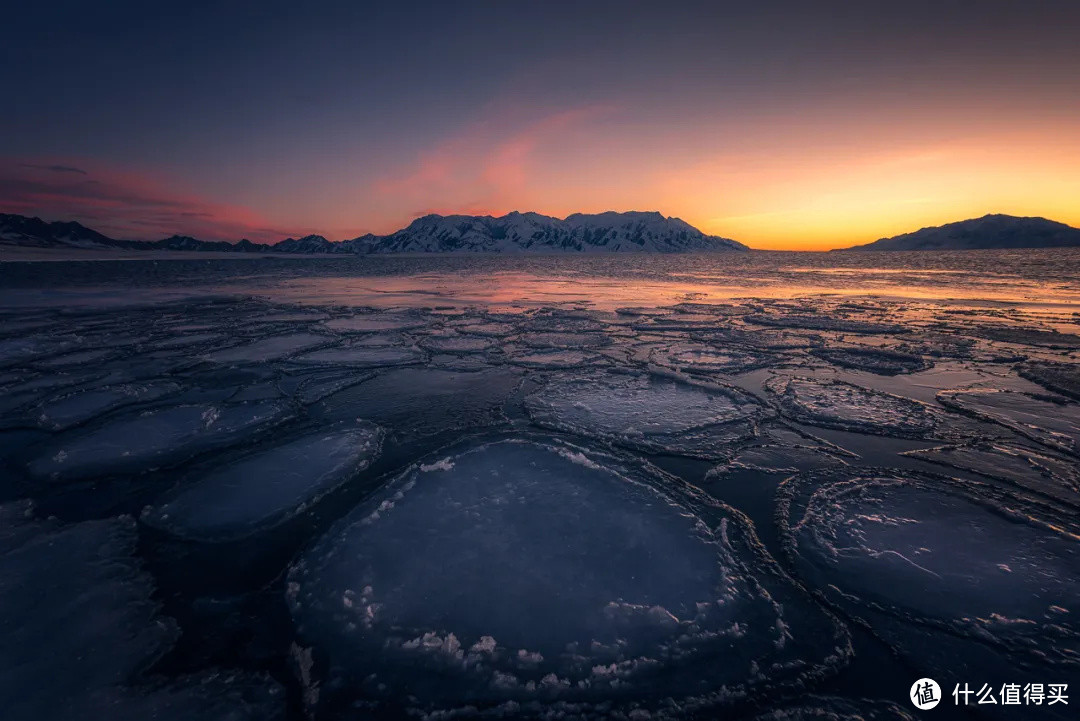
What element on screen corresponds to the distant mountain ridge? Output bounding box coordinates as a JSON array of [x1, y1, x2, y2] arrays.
[[839, 214, 1080, 251], [0, 213, 129, 249], [0, 211, 747, 254]]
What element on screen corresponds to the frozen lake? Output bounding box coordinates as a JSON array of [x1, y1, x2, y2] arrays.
[[0, 249, 1078, 720], [3, 247, 1080, 310]]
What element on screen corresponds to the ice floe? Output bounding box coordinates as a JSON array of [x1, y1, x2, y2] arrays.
[[455, 322, 519, 337], [3, 283, 1079, 717], [744, 314, 906, 335], [0, 370, 103, 421], [938, 388, 1080, 457], [519, 332, 611, 349], [419, 334, 496, 354], [34, 347, 122, 368], [286, 370, 375, 405], [707, 442, 850, 483], [968, 326, 1080, 349], [650, 343, 776, 375], [28, 400, 290, 480], [323, 314, 428, 333], [143, 423, 383, 541], [0, 335, 79, 367], [313, 367, 521, 437], [766, 376, 941, 438], [506, 348, 612, 369], [525, 371, 769, 459], [202, 333, 328, 363], [749, 696, 916, 720], [291, 344, 425, 367], [1018, 361, 1080, 400], [34, 380, 182, 430], [778, 468, 1080, 668], [288, 438, 848, 718], [0, 505, 284, 721], [904, 441, 1080, 507], [810, 346, 930, 375]]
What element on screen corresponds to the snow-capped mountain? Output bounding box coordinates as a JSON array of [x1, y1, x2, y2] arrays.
[[0, 211, 747, 254], [355, 211, 746, 253], [0, 213, 120, 248], [840, 214, 1080, 251], [273, 235, 339, 253]]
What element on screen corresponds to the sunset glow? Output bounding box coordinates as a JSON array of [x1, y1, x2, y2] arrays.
[[3, 2, 1078, 249]]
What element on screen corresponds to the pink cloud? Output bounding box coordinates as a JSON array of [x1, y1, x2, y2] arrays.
[[372, 105, 614, 222], [0, 158, 312, 242]]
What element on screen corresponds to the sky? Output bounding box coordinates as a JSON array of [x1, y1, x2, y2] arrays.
[[2, 1, 1078, 250]]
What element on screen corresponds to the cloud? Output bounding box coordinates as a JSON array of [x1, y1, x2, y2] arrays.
[[18, 163, 89, 175], [0, 159, 311, 242], [371, 104, 613, 222]]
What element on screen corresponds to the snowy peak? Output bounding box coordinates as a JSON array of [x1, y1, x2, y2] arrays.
[[365, 211, 747, 253], [841, 214, 1080, 251]]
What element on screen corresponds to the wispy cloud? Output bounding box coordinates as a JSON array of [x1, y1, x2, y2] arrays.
[[371, 104, 614, 223], [18, 163, 89, 175], [0, 159, 312, 242]]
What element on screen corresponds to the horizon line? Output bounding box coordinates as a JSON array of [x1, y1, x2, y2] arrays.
[[1, 208, 1074, 253]]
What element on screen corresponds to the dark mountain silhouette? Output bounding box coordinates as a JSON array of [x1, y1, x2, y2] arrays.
[[0, 214, 124, 249], [839, 214, 1080, 251]]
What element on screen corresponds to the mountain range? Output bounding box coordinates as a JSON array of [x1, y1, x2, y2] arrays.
[[838, 214, 1080, 251], [5, 211, 1078, 254], [0, 211, 747, 254]]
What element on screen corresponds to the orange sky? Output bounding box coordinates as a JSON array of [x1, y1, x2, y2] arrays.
[[6, 111, 1078, 250], [339, 105, 1080, 251], [5, 3, 1079, 250], [669, 127, 1080, 250]]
